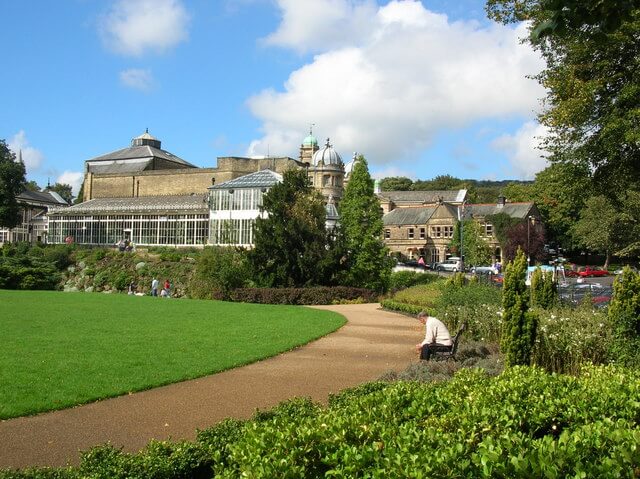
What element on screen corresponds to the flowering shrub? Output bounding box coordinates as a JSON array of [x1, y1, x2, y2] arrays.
[[533, 305, 611, 374]]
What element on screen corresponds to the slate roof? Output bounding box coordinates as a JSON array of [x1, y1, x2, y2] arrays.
[[17, 190, 68, 206], [209, 169, 283, 190], [49, 194, 208, 215], [87, 144, 196, 172], [383, 206, 437, 226], [467, 202, 534, 219], [377, 189, 467, 204]]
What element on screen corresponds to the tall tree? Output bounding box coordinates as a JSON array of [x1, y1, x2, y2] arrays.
[[339, 155, 391, 292], [571, 195, 619, 268], [25, 180, 41, 192], [46, 183, 73, 204], [0, 140, 27, 229], [249, 169, 332, 287], [487, 1, 640, 195]]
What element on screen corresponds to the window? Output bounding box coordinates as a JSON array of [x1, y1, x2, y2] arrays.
[[485, 224, 493, 236], [385, 229, 390, 239], [408, 228, 414, 239], [431, 226, 442, 238], [419, 228, 426, 239], [443, 225, 454, 238]]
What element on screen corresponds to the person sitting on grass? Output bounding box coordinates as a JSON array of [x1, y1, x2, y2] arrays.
[[416, 310, 453, 360]]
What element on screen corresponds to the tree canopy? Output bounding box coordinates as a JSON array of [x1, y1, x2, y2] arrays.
[[47, 183, 73, 204], [249, 169, 332, 288], [0, 140, 27, 229]]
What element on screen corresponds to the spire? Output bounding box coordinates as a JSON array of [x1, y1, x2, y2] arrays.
[[18, 149, 23, 164]]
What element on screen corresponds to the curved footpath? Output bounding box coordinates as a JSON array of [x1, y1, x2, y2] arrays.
[[0, 303, 420, 470]]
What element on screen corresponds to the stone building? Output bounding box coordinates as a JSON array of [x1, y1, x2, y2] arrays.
[[48, 130, 347, 247], [0, 190, 68, 245]]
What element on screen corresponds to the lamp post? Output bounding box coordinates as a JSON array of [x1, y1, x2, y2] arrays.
[[457, 201, 467, 272], [527, 215, 535, 266]]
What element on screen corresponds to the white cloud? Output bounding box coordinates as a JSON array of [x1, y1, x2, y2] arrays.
[[491, 121, 550, 179], [248, 0, 545, 175], [57, 171, 85, 197], [8, 130, 44, 172], [119, 68, 155, 91], [99, 0, 189, 56]]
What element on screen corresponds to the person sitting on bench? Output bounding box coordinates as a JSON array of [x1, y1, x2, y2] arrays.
[[415, 310, 453, 360]]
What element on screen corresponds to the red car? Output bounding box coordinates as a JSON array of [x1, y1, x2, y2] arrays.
[[577, 266, 609, 278]]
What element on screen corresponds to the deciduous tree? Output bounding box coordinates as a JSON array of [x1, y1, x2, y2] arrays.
[[0, 140, 27, 229]]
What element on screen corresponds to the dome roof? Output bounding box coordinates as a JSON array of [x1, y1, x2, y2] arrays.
[[344, 152, 359, 177], [131, 129, 161, 149], [312, 138, 343, 167], [302, 134, 318, 147]]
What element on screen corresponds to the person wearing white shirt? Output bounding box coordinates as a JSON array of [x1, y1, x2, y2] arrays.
[[415, 311, 453, 360]]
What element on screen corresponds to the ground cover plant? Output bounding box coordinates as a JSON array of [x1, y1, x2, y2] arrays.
[[0, 290, 345, 419], [4, 365, 639, 478]]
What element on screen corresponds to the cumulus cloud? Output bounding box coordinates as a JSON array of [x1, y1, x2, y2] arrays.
[[99, 0, 189, 56], [8, 130, 44, 172], [119, 68, 155, 91], [57, 171, 85, 197], [248, 0, 545, 177], [491, 121, 550, 179]]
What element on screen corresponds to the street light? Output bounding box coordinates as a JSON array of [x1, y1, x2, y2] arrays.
[[527, 215, 535, 266], [457, 201, 467, 272]]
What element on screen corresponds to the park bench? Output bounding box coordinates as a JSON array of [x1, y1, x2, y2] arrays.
[[426, 322, 467, 361]]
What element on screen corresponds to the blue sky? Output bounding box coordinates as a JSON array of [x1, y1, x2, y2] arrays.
[[1, 0, 548, 195]]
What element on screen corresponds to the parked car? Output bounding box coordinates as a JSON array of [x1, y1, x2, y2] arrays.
[[613, 265, 638, 275], [471, 265, 498, 275], [435, 257, 462, 272], [392, 261, 430, 273], [577, 266, 609, 278]]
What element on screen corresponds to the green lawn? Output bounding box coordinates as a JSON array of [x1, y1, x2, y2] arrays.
[[0, 290, 346, 419]]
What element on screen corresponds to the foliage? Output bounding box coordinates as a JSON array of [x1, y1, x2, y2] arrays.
[[487, 0, 640, 196], [450, 219, 492, 267], [502, 218, 546, 263], [378, 176, 413, 191], [0, 289, 345, 419], [74, 180, 84, 204], [46, 183, 73, 204], [531, 162, 591, 249], [188, 246, 252, 300], [533, 304, 611, 374], [7, 365, 640, 478], [227, 286, 378, 305], [501, 249, 538, 366], [571, 195, 619, 268], [502, 182, 535, 202], [486, 212, 520, 248], [380, 298, 424, 316], [530, 268, 557, 309], [339, 155, 391, 292], [0, 243, 72, 290], [250, 169, 333, 287], [607, 267, 640, 367], [0, 139, 27, 229], [388, 270, 440, 292]]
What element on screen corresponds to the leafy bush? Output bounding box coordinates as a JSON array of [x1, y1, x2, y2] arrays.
[[607, 267, 640, 367], [228, 286, 378, 305], [388, 271, 439, 292], [380, 298, 423, 315], [533, 305, 611, 374], [4, 366, 640, 478], [188, 246, 252, 300]]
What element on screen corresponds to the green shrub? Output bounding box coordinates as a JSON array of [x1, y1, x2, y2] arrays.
[[188, 246, 252, 300], [388, 271, 439, 292], [501, 249, 537, 367], [608, 266, 640, 366], [533, 305, 611, 374], [228, 286, 378, 305], [4, 366, 640, 478]]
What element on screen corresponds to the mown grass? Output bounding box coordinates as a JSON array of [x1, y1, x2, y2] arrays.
[[0, 290, 346, 419]]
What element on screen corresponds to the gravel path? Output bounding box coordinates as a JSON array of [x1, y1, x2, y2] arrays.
[[0, 303, 420, 469]]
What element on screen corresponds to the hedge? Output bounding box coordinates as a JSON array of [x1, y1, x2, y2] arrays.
[[227, 287, 378, 305], [3, 365, 640, 478]]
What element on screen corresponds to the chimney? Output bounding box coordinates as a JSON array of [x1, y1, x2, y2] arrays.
[[497, 195, 506, 207]]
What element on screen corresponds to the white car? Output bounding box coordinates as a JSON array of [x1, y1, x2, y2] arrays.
[[471, 265, 498, 275], [435, 257, 462, 272]]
